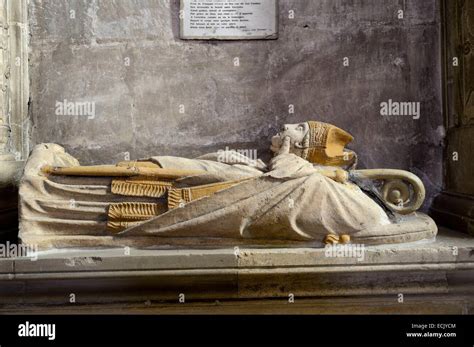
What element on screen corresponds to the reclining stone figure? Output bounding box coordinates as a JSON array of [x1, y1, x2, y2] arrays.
[[19, 121, 437, 249]]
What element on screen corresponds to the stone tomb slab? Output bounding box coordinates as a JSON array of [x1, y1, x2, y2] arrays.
[[0, 228, 473, 307]]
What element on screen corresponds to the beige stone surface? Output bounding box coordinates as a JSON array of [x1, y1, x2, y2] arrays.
[[0, 0, 29, 187], [1, 228, 473, 310], [9, 227, 468, 274], [19, 124, 438, 249]]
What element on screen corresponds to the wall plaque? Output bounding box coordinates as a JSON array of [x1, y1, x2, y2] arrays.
[[180, 0, 278, 40]]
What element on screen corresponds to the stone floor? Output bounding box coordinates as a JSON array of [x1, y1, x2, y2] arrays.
[[0, 228, 473, 313]]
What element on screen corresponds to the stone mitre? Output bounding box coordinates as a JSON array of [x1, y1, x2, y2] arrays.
[[301, 121, 356, 167]]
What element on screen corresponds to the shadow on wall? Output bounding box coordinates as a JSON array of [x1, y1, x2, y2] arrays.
[[27, 0, 443, 214], [0, 187, 19, 244], [170, 0, 180, 40]]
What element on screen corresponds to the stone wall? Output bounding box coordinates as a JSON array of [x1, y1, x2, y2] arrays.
[[0, 0, 28, 242], [27, 0, 443, 209]]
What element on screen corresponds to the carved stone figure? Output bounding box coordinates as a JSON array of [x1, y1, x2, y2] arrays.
[[19, 121, 437, 249]]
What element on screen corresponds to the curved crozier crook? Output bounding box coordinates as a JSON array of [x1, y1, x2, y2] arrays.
[[349, 169, 426, 215], [293, 142, 307, 149]]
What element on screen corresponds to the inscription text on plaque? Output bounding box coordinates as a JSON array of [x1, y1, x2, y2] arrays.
[[180, 0, 278, 40]]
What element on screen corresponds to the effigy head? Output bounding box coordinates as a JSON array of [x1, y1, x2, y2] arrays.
[[271, 121, 357, 167]]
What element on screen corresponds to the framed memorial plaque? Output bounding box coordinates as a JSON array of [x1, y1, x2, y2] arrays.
[[180, 0, 279, 40]]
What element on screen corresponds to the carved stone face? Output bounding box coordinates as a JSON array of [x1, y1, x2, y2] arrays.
[[270, 122, 309, 155]]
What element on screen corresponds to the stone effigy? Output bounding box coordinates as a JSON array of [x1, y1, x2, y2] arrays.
[[18, 121, 437, 249]]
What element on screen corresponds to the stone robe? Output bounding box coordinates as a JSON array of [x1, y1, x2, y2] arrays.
[[18, 144, 436, 249]]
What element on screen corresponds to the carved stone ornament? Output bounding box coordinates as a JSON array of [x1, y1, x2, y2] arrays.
[[18, 122, 437, 249]]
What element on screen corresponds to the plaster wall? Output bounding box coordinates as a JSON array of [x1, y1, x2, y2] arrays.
[[28, 0, 444, 208]]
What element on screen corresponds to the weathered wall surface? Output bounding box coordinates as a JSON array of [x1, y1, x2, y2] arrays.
[[28, 0, 443, 208]]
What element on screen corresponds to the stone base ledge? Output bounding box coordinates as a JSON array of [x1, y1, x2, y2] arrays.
[[1, 295, 472, 314], [1, 228, 474, 313]]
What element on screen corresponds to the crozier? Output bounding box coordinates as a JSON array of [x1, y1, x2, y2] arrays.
[[18, 121, 437, 250]]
